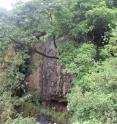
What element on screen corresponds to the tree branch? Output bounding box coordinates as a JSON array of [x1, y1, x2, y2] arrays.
[[53, 33, 57, 48], [35, 49, 59, 59], [8, 36, 59, 59]]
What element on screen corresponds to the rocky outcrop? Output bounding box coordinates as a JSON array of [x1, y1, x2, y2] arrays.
[[26, 41, 72, 124], [26, 43, 44, 95], [27, 41, 72, 101], [43, 41, 72, 100]]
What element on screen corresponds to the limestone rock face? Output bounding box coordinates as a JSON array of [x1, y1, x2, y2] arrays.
[[27, 41, 72, 101]]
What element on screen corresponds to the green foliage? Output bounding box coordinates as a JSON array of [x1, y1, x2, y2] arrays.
[[66, 22, 117, 124], [12, 0, 61, 35], [6, 116, 37, 124], [100, 26, 117, 58], [22, 102, 68, 123], [54, 0, 117, 49], [0, 92, 14, 123], [56, 1, 117, 123], [59, 42, 96, 75], [0, 0, 117, 123], [68, 57, 117, 123]]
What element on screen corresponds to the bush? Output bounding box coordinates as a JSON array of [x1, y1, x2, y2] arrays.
[[68, 57, 117, 123], [5, 116, 38, 124]]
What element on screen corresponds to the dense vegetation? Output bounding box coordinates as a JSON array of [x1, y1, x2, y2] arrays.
[[0, 0, 117, 123]]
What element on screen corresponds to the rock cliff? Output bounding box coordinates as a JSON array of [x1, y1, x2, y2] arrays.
[[27, 41, 72, 102]]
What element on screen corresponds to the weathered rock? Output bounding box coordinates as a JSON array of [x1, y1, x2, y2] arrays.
[[26, 43, 44, 95], [27, 41, 72, 101]]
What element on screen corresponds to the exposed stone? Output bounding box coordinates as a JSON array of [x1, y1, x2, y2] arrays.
[[27, 41, 72, 101], [26, 43, 44, 95]]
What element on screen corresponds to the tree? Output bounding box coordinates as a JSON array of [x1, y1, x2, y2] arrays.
[[57, 0, 117, 123]]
